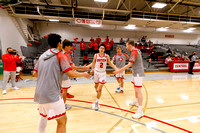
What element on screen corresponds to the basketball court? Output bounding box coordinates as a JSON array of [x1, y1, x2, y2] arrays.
[[0, 72, 199, 133]]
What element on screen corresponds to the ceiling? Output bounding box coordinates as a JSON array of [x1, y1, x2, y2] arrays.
[[2, 0, 200, 33]]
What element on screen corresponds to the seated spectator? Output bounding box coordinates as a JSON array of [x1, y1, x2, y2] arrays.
[[165, 55, 172, 64], [166, 48, 172, 55], [83, 53, 89, 65], [105, 43, 111, 55], [93, 41, 99, 54], [119, 38, 124, 45], [173, 55, 179, 61], [88, 42, 93, 54], [180, 55, 186, 61], [170, 51, 177, 58]]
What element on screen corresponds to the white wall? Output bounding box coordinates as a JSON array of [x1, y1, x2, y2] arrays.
[[38, 22, 200, 45], [0, 9, 27, 55]]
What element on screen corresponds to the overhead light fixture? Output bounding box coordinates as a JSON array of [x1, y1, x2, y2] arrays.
[[94, 0, 108, 2], [90, 24, 102, 27], [157, 27, 168, 31], [125, 24, 136, 29], [152, 3, 167, 8], [49, 19, 59, 22], [183, 27, 196, 33]]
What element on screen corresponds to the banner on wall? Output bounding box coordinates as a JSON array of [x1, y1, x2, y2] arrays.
[[173, 63, 188, 70], [75, 18, 102, 25], [165, 35, 174, 38], [193, 63, 200, 69]]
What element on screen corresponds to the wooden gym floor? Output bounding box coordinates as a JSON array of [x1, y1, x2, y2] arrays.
[[0, 73, 200, 133]]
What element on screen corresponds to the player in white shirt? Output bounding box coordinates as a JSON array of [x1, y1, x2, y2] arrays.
[[87, 44, 118, 111]]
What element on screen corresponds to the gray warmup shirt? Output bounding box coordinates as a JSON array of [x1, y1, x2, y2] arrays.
[[34, 48, 72, 104], [61, 51, 73, 80], [129, 48, 145, 77], [112, 53, 128, 68]]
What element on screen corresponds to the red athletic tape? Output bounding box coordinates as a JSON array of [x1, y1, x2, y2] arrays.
[[0, 98, 193, 133]]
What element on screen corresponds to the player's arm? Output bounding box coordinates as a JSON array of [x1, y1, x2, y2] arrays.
[[65, 70, 90, 79], [32, 71, 37, 77], [118, 62, 133, 72], [87, 54, 96, 68], [198, 58, 200, 64], [70, 63, 88, 70], [107, 55, 118, 70]]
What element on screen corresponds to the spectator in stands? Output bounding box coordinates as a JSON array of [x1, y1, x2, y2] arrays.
[[166, 48, 172, 55], [149, 51, 157, 61], [187, 51, 198, 75], [180, 55, 186, 61], [126, 38, 130, 43], [170, 51, 177, 58], [120, 38, 124, 45], [80, 38, 85, 56], [165, 55, 172, 64], [109, 38, 114, 51], [96, 36, 101, 45], [93, 41, 99, 54], [88, 41, 93, 55], [90, 37, 94, 42], [141, 36, 146, 43], [83, 53, 89, 66], [105, 36, 109, 43], [2, 47, 21, 95], [173, 55, 179, 61], [105, 42, 111, 55]]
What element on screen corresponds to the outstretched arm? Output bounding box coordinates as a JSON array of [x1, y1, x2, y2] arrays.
[[71, 63, 89, 71], [87, 54, 96, 68], [114, 62, 133, 74]]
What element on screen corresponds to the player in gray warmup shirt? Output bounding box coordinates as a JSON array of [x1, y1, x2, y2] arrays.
[[33, 33, 90, 133], [114, 40, 145, 119], [111, 46, 129, 93]]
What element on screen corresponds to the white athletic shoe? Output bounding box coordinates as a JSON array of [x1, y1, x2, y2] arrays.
[[92, 102, 100, 111], [2, 90, 7, 95], [128, 101, 139, 107], [12, 87, 19, 90], [65, 104, 72, 111], [132, 109, 144, 119]]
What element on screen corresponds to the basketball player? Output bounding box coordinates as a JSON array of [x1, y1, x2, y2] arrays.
[[87, 44, 118, 111], [111, 46, 129, 93], [33, 33, 90, 133], [114, 40, 145, 119], [62, 39, 89, 110]]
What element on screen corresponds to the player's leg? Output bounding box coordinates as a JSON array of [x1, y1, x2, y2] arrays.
[[61, 80, 72, 110], [56, 115, 67, 133], [132, 77, 144, 119], [2, 71, 10, 94], [38, 116, 47, 133], [97, 83, 104, 99], [94, 72, 99, 92]]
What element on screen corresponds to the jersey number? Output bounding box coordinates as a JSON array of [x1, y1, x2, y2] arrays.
[[100, 62, 103, 68]]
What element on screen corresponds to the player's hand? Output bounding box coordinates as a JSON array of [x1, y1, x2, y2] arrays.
[[83, 72, 90, 79], [82, 65, 89, 70], [113, 68, 122, 74]]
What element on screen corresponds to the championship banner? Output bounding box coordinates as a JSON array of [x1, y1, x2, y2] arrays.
[[173, 63, 188, 70], [193, 63, 200, 69], [75, 18, 102, 25]]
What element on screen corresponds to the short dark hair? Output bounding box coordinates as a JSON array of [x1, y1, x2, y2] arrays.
[[99, 44, 105, 49], [7, 47, 12, 51], [62, 39, 72, 49], [48, 33, 61, 48], [127, 40, 135, 46]]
